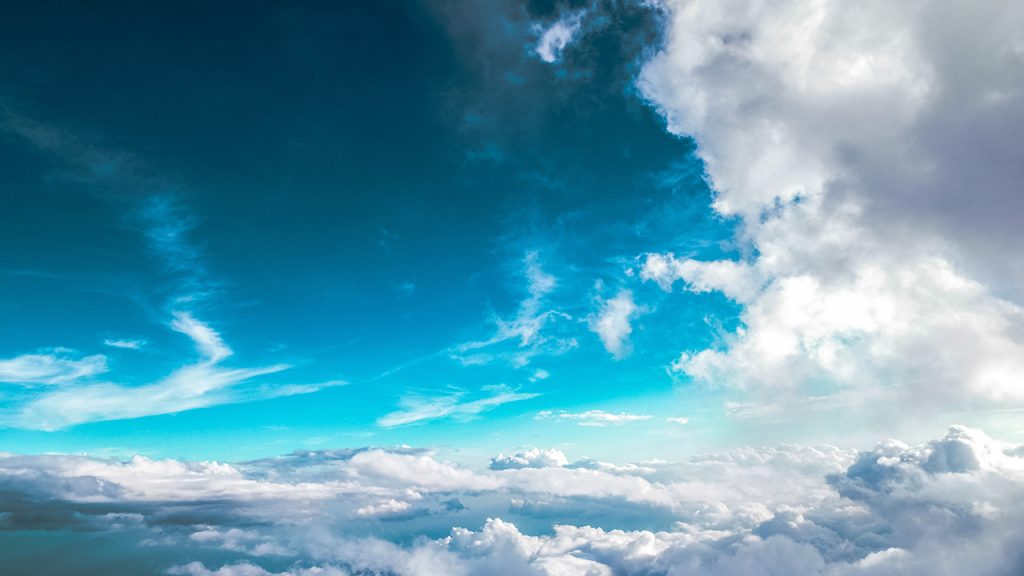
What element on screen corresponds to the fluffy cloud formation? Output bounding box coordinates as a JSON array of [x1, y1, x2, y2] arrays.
[[490, 448, 569, 470], [1, 426, 1022, 575], [637, 0, 1024, 409], [589, 290, 642, 359]]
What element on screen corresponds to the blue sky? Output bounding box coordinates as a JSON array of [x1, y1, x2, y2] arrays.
[[0, 0, 746, 462], [3, 1, 1024, 574]]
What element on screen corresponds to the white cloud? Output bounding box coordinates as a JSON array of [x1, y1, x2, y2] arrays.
[[589, 290, 641, 359], [0, 352, 107, 385], [667, 417, 690, 425], [490, 448, 569, 470], [534, 11, 585, 63], [536, 409, 653, 427], [6, 313, 299, 430], [4, 426, 1022, 575], [451, 252, 576, 367], [377, 388, 539, 427], [641, 253, 761, 303], [637, 0, 1024, 415], [103, 338, 146, 350]]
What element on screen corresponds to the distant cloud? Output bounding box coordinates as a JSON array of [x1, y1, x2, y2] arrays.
[[490, 447, 568, 470], [0, 352, 107, 385], [377, 387, 539, 427], [103, 338, 146, 350], [3, 426, 1020, 575], [536, 409, 652, 427], [534, 11, 585, 63], [666, 417, 689, 425], [589, 290, 641, 359]]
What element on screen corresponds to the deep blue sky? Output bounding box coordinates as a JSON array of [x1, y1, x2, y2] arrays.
[[0, 0, 743, 461]]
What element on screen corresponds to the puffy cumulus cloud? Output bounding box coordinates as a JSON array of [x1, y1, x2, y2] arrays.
[[490, 448, 570, 470], [534, 10, 586, 64], [536, 409, 654, 427], [637, 0, 1024, 411], [589, 290, 642, 359], [168, 562, 350, 576], [3, 426, 1023, 575]]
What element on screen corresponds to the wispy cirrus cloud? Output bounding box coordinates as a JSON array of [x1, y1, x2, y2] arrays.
[[2, 313, 338, 431], [0, 352, 107, 385], [536, 409, 653, 427], [102, 338, 146, 350], [450, 251, 576, 368], [377, 386, 539, 428]]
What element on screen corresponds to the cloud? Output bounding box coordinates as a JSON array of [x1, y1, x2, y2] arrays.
[[667, 417, 689, 425], [377, 387, 539, 427], [536, 409, 653, 427], [2, 426, 1022, 575], [534, 11, 586, 63], [451, 252, 576, 368], [3, 313, 306, 430], [490, 448, 569, 470], [636, 0, 1024, 414], [0, 352, 107, 385], [103, 338, 146, 350], [589, 290, 642, 359]]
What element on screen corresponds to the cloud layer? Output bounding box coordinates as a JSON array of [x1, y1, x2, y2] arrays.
[[1, 426, 1022, 575]]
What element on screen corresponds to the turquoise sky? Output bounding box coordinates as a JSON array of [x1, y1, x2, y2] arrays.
[[0, 0, 751, 463]]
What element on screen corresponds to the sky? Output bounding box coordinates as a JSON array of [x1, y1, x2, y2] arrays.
[[1, 1, 1024, 575]]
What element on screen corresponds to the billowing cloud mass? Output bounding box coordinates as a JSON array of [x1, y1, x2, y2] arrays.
[[637, 0, 1024, 412], [1, 426, 1022, 575]]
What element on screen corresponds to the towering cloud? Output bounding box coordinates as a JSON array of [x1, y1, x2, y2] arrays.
[[637, 0, 1024, 413]]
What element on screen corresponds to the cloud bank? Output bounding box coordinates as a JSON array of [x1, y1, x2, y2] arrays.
[[1, 426, 1022, 574]]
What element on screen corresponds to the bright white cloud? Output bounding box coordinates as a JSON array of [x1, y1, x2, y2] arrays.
[[490, 448, 569, 470], [637, 0, 1024, 415], [536, 409, 653, 427], [534, 11, 585, 63], [589, 290, 641, 359]]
